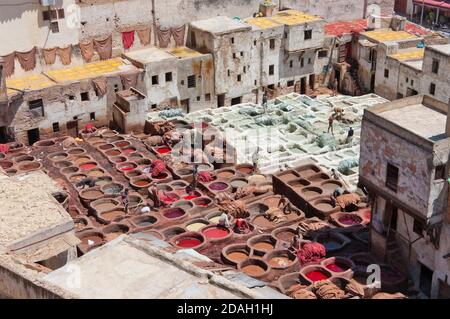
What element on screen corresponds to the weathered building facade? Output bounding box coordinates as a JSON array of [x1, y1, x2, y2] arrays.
[[359, 95, 450, 298]]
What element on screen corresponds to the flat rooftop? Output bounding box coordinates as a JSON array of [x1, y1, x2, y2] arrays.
[[377, 102, 446, 140], [124, 47, 176, 65], [325, 19, 368, 37], [167, 46, 203, 59], [0, 171, 73, 251], [271, 9, 322, 26], [427, 44, 450, 56], [362, 30, 418, 43], [389, 48, 425, 61], [245, 17, 282, 30], [6, 58, 138, 95], [190, 16, 251, 35]]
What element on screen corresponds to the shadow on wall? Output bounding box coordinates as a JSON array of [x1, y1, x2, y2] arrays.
[[0, 0, 64, 24]]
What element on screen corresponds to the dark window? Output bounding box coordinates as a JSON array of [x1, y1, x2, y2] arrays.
[[268, 84, 275, 90], [432, 59, 439, 74], [80, 92, 89, 101], [90, 112, 96, 121], [411, 79, 414, 85], [420, 264, 433, 297], [386, 163, 399, 192], [52, 122, 60, 133], [254, 80, 257, 86], [68, 95, 75, 100], [318, 50, 328, 58], [50, 21, 59, 33], [205, 94, 211, 101], [406, 77, 409, 83], [237, 74, 241, 82], [28, 99, 44, 116], [289, 60, 293, 68], [232, 53, 236, 59], [50, 10, 58, 20], [227, 70, 230, 77], [152, 75, 159, 85], [27, 128, 40, 145], [58, 9, 65, 19], [270, 39, 275, 49], [196, 96, 201, 101], [269, 65, 274, 75], [165, 72, 172, 82], [231, 37, 234, 44], [114, 84, 119, 92], [151, 104, 157, 109], [300, 58, 304, 67], [435, 165, 445, 180], [217, 94, 225, 108], [243, 66, 246, 73], [304, 30, 312, 40], [384, 69, 389, 78], [429, 83, 436, 95], [308, 58, 311, 64], [231, 96, 242, 105], [240, 51, 243, 57], [43, 11, 51, 21], [254, 40, 257, 46], [287, 80, 294, 87], [413, 219, 423, 236], [187, 75, 196, 88], [181, 80, 185, 85], [284, 32, 288, 39]]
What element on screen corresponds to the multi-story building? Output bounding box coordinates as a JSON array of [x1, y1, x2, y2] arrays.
[[359, 94, 450, 298]]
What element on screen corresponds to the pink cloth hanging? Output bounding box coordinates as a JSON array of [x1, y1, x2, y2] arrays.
[[122, 31, 135, 50]]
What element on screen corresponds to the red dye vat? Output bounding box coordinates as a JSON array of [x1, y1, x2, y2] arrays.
[[156, 146, 171, 154], [338, 214, 362, 225], [120, 166, 134, 172], [184, 195, 199, 200], [209, 182, 228, 191], [122, 148, 135, 154], [202, 227, 229, 239], [164, 208, 185, 219], [176, 237, 202, 248], [305, 270, 330, 282], [80, 163, 97, 170], [160, 193, 179, 204], [326, 263, 347, 273]]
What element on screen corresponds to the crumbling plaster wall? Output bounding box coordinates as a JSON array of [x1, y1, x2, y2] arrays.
[[140, 58, 178, 107], [421, 49, 450, 106], [284, 20, 325, 52], [359, 119, 432, 215], [397, 63, 422, 98]]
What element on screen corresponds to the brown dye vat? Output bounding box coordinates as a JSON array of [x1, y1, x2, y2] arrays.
[[54, 160, 73, 169], [110, 155, 127, 164], [98, 143, 115, 151], [103, 224, 129, 241], [100, 209, 126, 222], [265, 250, 297, 269], [105, 149, 121, 157], [78, 231, 104, 252], [91, 198, 120, 212], [235, 164, 253, 175], [301, 186, 323, 200], [221, 243, 250, 266], [277, 170, 299, 182], [14, 155, 34, 163], [320, 180, 343, 194], [239, 259, 270, 278], [95, 176, 113, 187], [313, 198, 336, 212], [61, 166, 79, 175], [114, 140, 131, 149], [86, 136, 103, 144], [252, 215, 274, 229], [73, 156, 92, 165], [296, 164, 321, 178], [67, 148, 86, 156], [216, 169, 235, 179], [69, 173, 87, 183], [131, 178, 151, 187], [0, 160, 13, 169], [87, 168, 105, 177], [101, 130, 119, 138], [193, 197, 212, 207], [272, 227, 297, 243], [17, 161, 41, 172], [74, 217, 89, 231], [309, 172, 331, 183], [80, 188, 104, 201], [248, 234, 277, 255], [48, 152, 69, 161], [253, 242, 274, 251], [125, 169, 142, 179], [288, 178, 311, 191], [171, 181, 189, 189], [162, 226, 186, 240], [228, 251, 248, 262], [34, 139, 55, 147]]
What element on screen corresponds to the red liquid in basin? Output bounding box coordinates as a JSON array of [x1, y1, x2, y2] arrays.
[[210, 182, 228, 191], [156, 147, 171, 154], [338, 214, 362, 225], [80, 163, 97, 169], [326, 263, 348, 273], [177, 237, 202, 248], [164, 208, 185, 219], [184, 195, 199, 200], [120, 166, 134, 171], [202, 227, 229, 239], [305, 270, 330, 282]]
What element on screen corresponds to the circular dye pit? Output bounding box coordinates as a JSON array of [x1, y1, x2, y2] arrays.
[[321, 180, 343, 193], [122, 147, 137, 154], [94, 176, 113, 187], [74, 156, 92, 165], [155, 146, 171, 154], [173, 201, 193, 211], [92, 199, 119, 212], [18, 161, 41, 172], [322, 238, 342, 251], [273, 228, 297, 243], [61, 166, 79, 175], [186, 221, 209, 232], [132, 178, 152, 188], [152, 172, 168, 180], [0, 160, 13, 169], [79, 233, 104, 251], [227, 251, 249, 263], [102, 183, 124, 195], [174, 233, 204, 249], [240, 259, 269, 278], [98, 143, 115, 151], [183, 194, 200, 200], [68, 148, 86, 156], [236, 164, 253, 175], [14, 155, 34, 163], [163, 207, 186, 219], [34, 139, 55, 147], [103, 224, 129, 241], [69, 174, 87, 183], [105, 149, 121, 157], [268, 256, 294, 268], [117, 162, 137, 172], [79, 162, 97, 170], [251, 215, 274, 229], [253, 241, 274, 251], [54, 160, 72, 168], [304, 269, 330, 282], [338, 214, 363, 226], [160, 193, 180, 204], [74, 218, 88, 231], [230, 179, 248, 189], [209, 182, 228, 191], [216, 170, 235, 179], [100, 209, 126, 222], [202, 226, 230, 239], [325, 262, 350, 273], [301, 186, 323, 199], [193, 197, 212, 207], [313, 199, 335, 212], [80, 189, 103, 200], [114, 140, 131, 148], [48, 152, 68, 161]]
